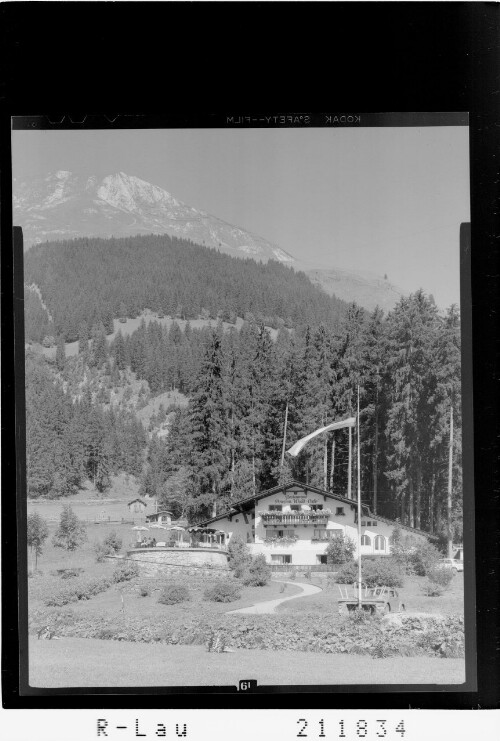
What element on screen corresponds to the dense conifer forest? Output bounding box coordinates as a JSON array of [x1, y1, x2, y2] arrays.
[[26, 352, 146, 498], [23, 235, 348, 343], [25, 275, 462, 543]]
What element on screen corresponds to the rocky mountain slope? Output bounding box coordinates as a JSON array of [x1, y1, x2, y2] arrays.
[[14, 170, 404, 312], [14, 170, 296, 264]]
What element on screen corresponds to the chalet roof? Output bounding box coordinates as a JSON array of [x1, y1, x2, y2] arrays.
[[198, 479, 429, 538], [127, 498, 147, 505], [146, 510, 172, 518]]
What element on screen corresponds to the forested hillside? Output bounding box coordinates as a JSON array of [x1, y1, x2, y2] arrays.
[[26, 352, 146, 498], [130, 294, 462, 538], [24, 234, 348, 343], [24, 237, 462, 543], [25, 290, 460, 538]]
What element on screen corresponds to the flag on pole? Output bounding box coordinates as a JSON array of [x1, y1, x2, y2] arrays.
[[287, 417, 356, 457]]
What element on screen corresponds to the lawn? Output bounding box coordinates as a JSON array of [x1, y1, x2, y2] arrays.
[[31, 574, 302, 619], [27, 522, 302, 618], [26, 472, 143, 524], [28, 636, 466, 688], [275, 573, 464, 617]]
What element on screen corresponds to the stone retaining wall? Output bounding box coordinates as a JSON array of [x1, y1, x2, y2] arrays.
[[125, 547, 229, 578]]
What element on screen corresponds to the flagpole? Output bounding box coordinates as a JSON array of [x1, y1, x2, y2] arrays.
[[348, 425, 352, 499], [447, 404, 454, 559], [280, 401, 289, 471], [357, 385, 362, 608]]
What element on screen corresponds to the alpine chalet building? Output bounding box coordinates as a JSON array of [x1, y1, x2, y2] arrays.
[[200, 480, 428, 566]]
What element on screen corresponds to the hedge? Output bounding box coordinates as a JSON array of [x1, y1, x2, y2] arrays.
[[29, 608, 464, 659], [44, 577, 112, 606]]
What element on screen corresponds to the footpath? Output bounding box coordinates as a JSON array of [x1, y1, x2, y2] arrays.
[[226, 580, 322, 615]]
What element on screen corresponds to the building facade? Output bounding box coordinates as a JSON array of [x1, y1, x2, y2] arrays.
[[127, 498, 147, 514], [200, 480, 428, 566], [146, 510, 173, 526]]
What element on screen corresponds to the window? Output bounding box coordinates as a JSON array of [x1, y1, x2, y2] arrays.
[[310, 504, 323, 511], [335, 507, 345, 516], [246, 532, 252, 543], [271, 554, 291, 564], [317, 555, 327, 564], [266, 529, 294, 539], [361, 534, 371, 546], [362, 520, 378, 527], [269, 505, 282, 511], [313, 529, 328, 540], [290, 505, 301, 511], [374, 535, 386, 551], [328, 529, 343, 539]]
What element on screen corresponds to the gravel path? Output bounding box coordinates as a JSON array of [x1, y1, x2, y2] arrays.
[[226, 580, 322, 614]]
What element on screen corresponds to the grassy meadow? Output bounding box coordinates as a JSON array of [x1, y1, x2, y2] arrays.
[[29, 637, 466, 688]]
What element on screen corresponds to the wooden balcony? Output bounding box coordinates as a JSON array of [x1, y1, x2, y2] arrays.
[[258, 510, 330, 526]]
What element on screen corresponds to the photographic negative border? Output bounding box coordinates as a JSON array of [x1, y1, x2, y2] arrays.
[[5, 111, 483, 706]]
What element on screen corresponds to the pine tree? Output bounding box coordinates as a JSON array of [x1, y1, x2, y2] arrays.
[[52, 504, 87, 551], [113, 331, 127, 370], [426, 304, 462, 537], [91, 322, 108, 368], [360, 307, 386, 513], [384, 291, 440, 527], [188, 329, 230, 516], [27, 511, 49, 572], [78, 321, 89, 356], [55, 335, 66, 371]]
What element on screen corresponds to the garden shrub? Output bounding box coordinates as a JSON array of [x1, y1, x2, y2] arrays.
[[335, 559, 403, 588], [392, 529, 440, 576], [325, 534, 356, 566], [407, 541, 441, 576], [157, 584, 190, 605], [427, 564, 455, 588], [138, 584, 151, 597], [421, 581, 445, 597], [242, 555, 271, 586], [54, 568, 84, 579], [203, 580, 241, 603], [95, 531, 123, 562], [326, 574, 337, 589], [227, 536, 252, 573], [112, 559, 139, 583]]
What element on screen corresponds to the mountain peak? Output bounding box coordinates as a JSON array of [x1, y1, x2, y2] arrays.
[[13, 171, 296, 265], [13, 171, 404, 311]]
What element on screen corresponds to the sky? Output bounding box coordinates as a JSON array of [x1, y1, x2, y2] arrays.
[[12, 125, 470, 307]]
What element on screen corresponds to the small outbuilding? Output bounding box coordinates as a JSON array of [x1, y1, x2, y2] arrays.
[[127, 498, 148, 514], [146, 510, 173, 526]]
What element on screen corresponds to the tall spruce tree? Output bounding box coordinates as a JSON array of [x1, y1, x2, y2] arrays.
[[188, 328, 230, 517], [55, 334, 66, 371], [384, 291, 440, 527]]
